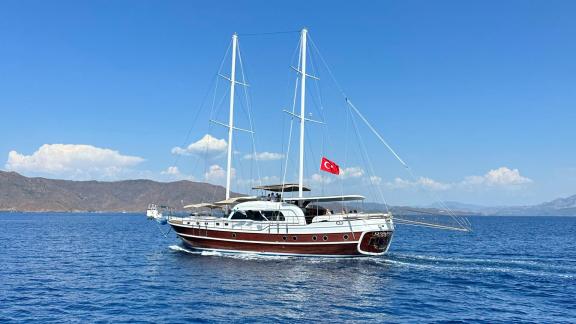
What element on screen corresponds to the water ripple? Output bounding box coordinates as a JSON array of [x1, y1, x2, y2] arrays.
[[1, 213, 575, 322]]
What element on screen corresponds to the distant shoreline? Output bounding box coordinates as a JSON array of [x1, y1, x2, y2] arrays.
[[1, 171, 575, 216], [1, 210, 575, 217]]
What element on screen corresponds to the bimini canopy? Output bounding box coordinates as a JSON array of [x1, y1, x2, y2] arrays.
[[183, 203, 221, 209], [283, 195, 365, 203], [214, 196, 259, 206], [252, 183, 311, 192]]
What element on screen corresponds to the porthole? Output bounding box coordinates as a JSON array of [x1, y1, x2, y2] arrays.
[[224, 223, 229, 226], [232, 233, 237, 238], [196, 222, 200, 225], [216, 223, 220, 226], [343, 234, 349, 240], [312, 236, 317, 241], [204, 222, 208, 225], [323, 235, 328, 241], [292, 236, 298, 241], [282, 236, 287, 241]]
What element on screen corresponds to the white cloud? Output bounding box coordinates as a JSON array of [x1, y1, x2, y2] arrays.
[[306, 167, 365, 186], [309, 173, 334, 185], [204, 164, 235, 183], [5, 144, 144, 180], [462, 167, 532, 187], [338, 167, 365, 179], [160, 166, 195, 181], [161, 166, 180, 176], [380, 166, 532, 192], [368, 175, 382, 185], [171, 134, 227, 157], [237, 175, 281, 187], [387, 176, 451, 191], [243, 152, 284, 161], [261, 175, 280, 183]]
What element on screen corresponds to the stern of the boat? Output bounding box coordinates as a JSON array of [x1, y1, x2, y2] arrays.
[[357, 231, 393, 255]]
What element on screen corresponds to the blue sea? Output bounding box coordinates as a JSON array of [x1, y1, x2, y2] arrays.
[[1, 213, 575, 323]]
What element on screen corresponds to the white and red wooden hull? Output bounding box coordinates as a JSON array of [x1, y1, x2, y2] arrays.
[[169, 217, 394, 257]]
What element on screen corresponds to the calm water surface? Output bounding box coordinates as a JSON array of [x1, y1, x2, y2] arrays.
[[1, 213, 575, 323]]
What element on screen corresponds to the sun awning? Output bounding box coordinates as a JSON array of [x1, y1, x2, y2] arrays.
[[213, 196, 259, 206], [183, 203, 222, 209], [252, 183, 311, 192], [283, 195, 365, 203]]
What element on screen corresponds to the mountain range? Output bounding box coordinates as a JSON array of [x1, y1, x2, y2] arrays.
[[0, 171, 232, 212], [0, 171, 575, 215]]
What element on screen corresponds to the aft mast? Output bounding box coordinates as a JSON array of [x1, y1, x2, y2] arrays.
[[225, 33, 238, 200]]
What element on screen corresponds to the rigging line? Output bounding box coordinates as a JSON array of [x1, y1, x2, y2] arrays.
[[404, 167, 471, 230], [172, 40, 231, 170], [281, 35, 302, 196], [200, 40, 234, 192], [393, 218, 469, 232], [346, 103, 379, 206], [309, 35, 470, 228], [279, 37, 304, 186], [237, 41, 262, 189], [405, 163, 471, 230], [309, 35, 407, 167], [346, 99, 409, 169], [202, 89, 230, 200], [349, 103, 390, 212], [340, 97, 350, 199], [309, 47, 326, 119], [210, 40, 232, 120], [172, 73, 218, 169], [281, 76, 300, 192], [158, 42, 232, 210], [237, 30, 301, 37]]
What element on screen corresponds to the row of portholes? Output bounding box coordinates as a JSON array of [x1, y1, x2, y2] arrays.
[[278, 235, 351, 241], [230, 233, 351, 241], [198, 222, 230, 226]]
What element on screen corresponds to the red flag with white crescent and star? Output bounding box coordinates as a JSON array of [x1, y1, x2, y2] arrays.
[[320, 157, 340, 175]]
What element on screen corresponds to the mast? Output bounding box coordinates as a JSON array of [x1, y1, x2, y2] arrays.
[[298, 28, 308, 198], [226, 33, 238, 200]]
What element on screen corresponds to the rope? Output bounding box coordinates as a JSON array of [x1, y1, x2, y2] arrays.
[[237, 41, 263, 191], [280, 34, 302, 197], [154, 219, 173, 238], [308, 33, 471, 231]]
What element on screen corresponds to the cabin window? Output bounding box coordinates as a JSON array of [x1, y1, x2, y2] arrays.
[[230, 211, 248, 220], [261, 210, 286, 221], [231, 210, 267, 221], [245, 210, 266, 221]]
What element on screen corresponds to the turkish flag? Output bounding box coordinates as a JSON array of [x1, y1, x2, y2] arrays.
[[320, 157, 340, 175]]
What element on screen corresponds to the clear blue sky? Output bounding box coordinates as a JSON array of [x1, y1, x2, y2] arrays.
[[1, 1, 575, 206]]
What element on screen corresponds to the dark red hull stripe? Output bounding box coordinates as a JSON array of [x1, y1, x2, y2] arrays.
[[181, 237, 360, 255], [171, 223, 363, 243]]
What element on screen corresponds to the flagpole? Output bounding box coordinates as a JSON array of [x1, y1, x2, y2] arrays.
[[298, 28, 308, 198]]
